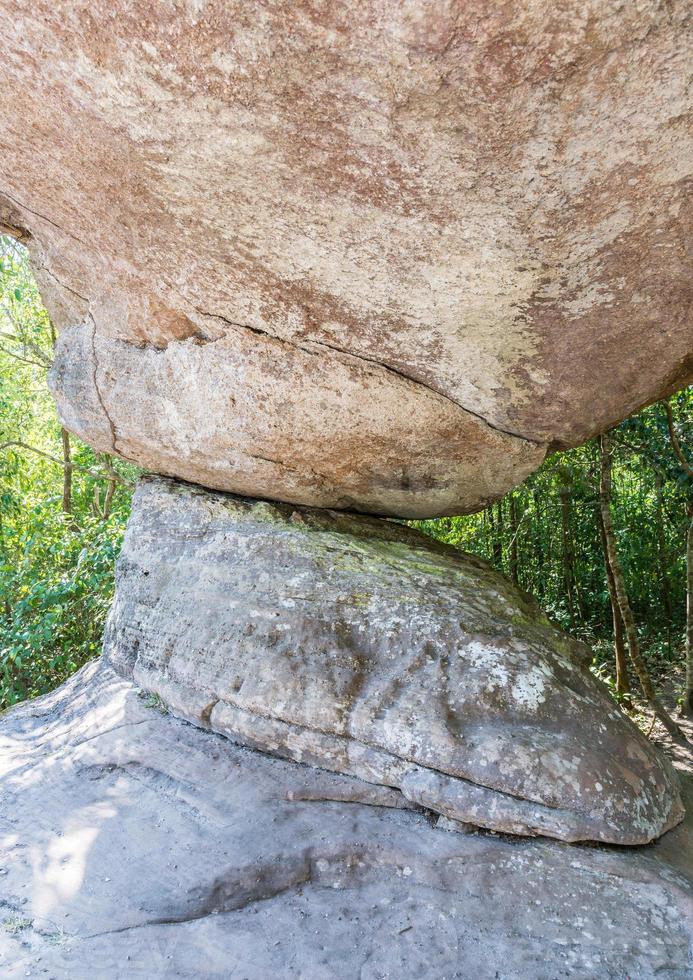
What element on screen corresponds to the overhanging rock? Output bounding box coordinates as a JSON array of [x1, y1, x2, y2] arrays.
[[1, 1, 691, 517], [105, 476, 683, 845]]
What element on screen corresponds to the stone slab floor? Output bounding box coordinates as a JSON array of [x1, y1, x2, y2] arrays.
[[0, 661, 691, 979]]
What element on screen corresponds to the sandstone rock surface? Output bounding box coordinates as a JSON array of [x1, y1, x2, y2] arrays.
[[1, 1, 691, 516], [104, 476, 683, 845], [1, 661, 692, 979]]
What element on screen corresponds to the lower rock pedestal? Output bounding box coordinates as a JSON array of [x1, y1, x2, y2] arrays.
[[0, 663, 691, 979], [104, 476, 682, 845]]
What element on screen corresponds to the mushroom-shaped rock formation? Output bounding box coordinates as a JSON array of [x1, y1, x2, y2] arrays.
[[1, 0, 691, 517], [105, 477, 684, 845]]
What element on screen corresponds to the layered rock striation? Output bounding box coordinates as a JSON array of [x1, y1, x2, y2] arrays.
[[2, 662, 691, 978], [105, 476, 683, 845], [1, 0, 691, 516]]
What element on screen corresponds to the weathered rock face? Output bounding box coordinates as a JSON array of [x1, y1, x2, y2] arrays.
[[2, 662, 692, 979], [104, 476, 683, 845], [1, 1, 691, 516]]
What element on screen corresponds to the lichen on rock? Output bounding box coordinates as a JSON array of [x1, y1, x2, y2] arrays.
[[105, 476, 684, 845]]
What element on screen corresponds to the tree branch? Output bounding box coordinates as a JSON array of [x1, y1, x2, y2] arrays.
[[662, 401, 693, 478], [0, 324, 52, 365], [0, 342, 48, 369], [609, 432, 668, 479], [0, 440, 134, 487]]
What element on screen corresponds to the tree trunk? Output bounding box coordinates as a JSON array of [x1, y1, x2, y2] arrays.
[[493, 500, 504, 568], [654, 472, 673, 633], [682, 501, 693, 717], [101, 453, 117, 519], [559, 483, 577, 626], [0, 512, 10, 621], [60, 427, 72, 515], [509, 494, 519, 586], [531, 488, 543, 594], [54, 320, 73, 518], [484, 504, 493, 564], [598, 508, 631, 701], [599, 434, 685, 742]]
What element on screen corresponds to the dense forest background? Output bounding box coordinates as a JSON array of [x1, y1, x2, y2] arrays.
[[0, 236, 136, 706], [1, 236, 691, 738]]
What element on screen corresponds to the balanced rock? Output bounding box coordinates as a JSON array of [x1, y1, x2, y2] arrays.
[[105, 476, 683, 845], [1, 0, 691, 516]]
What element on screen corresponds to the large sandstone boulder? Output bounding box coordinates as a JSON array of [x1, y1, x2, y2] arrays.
[[1, 661, 692, 978], [104, 476, 683, 845], [1, 0, 691, 516]]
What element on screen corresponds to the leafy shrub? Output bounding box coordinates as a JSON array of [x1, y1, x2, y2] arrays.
[[0, 234, 134, 709], [0, 502, 126, 707]]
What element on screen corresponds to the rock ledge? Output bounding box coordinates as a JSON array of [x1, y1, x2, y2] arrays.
[[105, 476, 683, 845]]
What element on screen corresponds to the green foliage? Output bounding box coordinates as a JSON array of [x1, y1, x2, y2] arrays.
[[0, 235, 135, 709], [0, 505, 124, 705], [416, 392, 692, 684], [137, 690, 169, 714]]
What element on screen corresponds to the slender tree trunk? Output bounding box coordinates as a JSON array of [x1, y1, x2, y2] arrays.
[[599, 434, 685, 742], [0, 512, 10, 621], [654, 473, 673, 636], [531, 488, 543, 594], [509, 494, 519, 586], [598, 508, 631, 701], [682, 501, 693, 717], [485, 505, 494, 563], [60, 427, 72, 515], [101, 453, 117, 519], [54, 319, 73, 519], [662, 400, 693, 478], [493, 500, 503, 568], [560, 483, 577, 626]]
